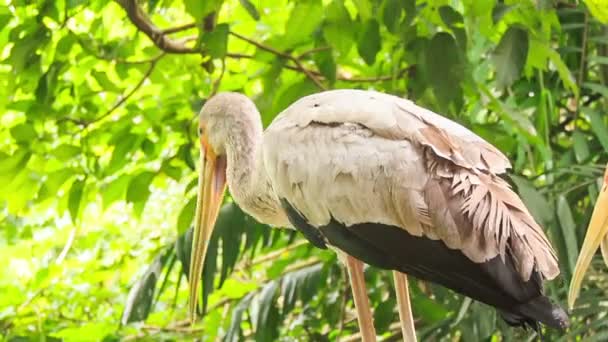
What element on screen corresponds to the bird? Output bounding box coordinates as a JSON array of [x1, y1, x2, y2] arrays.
[[568, 164, 608, 309], [188, 89, 569, 341]]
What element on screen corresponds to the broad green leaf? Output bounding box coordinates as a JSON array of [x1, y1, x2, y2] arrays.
[[253, 281, 279, 342], [323, 0, 354, 56], [572, 130, 590, 163], [556, 195, 579, 275], [121, 247, 172, 324], [492, 3, 513, 24], [101, 174, 131, 209], [313, 46, 336, 84], [184, 0, 222, 20], [425, 32, 464, 107], [10, 123, 37, 143], [38, 170, 73, 201], [92, 70, 121, 92], [492, 26, 529, 89], [225, 292, 255, 342], [177, 196, 196, 234], [583, 82, 608, 98], [584, 107, 608, 152], [357, 19, 381, 65], [52, 144, 80, 161], [68, 178, 85, 224], [510, 176, 554, 225], [546, 48, 579, 97], [202, 23, 229, 59], [284, 0, 323, 47], [353, 0, 372, 21], [382, 0, 403, 33], [584, 0, 608, 23], [126, 171, 156, 204]]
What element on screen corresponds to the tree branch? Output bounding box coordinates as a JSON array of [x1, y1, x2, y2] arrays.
[[161, 22, 197, 35], [229, 31, 326, 90], [115, 0, 198, 54]]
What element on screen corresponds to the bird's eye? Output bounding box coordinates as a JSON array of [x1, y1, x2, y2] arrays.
[[198, 127, 204, 135]]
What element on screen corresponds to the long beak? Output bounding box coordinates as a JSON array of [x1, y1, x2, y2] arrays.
[[568, 165, 608, 309], [188, 136, 227, 322]]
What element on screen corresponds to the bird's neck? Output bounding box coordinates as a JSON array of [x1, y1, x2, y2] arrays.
[[224, 120, 286, 226]]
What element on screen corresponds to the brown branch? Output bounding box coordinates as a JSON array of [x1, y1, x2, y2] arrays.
[[229, 31, 326, 90], [115, 0, 198, 54], [161, 22, 196, 34]]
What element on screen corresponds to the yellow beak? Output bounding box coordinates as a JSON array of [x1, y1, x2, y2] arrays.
[[568, 164, 608, 309], [188, 135, 227, 322]]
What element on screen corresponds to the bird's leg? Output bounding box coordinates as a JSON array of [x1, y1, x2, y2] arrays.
[[392, 271, 417, 342], [345, 255, 377, 342]]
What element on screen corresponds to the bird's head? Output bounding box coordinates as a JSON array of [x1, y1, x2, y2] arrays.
[[188, 92, 258, 322]]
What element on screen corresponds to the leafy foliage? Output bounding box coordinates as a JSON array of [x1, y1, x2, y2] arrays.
[[1, 0, 608, 341]]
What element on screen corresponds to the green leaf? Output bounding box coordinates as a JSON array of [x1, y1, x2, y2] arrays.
[[492, 26, 529, 89], [38, 170, 73, 201], [253, 281, 279, 342], [52, 144, 80, 161], [353, 0, 372, 21], [126, 171, 156, 204], [323, 0, 354, 56], [556, 195, 579, 275], [492, 3, 513, 24], [584, 0, 608, 23], [238, 0, 260, 20], [121, 247, 172, 324], [425, 32, 465, 107], [583, 82, 608, 98], [68, 178, 85, 224], [202, 23, 229, 59], [510, 176, 554, 225], [101, 174, 131, 209], [10, 123, 37, 143], [313, 46, 336, 84], [177, 196, 196, 234], [284, 0, 323, 47], [585, 107, 608, 153], [225, 292, 255, 342], [357, 19, 381, 65], [92, 70, 121, 92], [382, 0, 403, 33], [184, 0, 222, 20], [572, 130, 590, 163]]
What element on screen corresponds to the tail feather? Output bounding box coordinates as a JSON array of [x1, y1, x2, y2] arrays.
[[501, 295, 569, 331]]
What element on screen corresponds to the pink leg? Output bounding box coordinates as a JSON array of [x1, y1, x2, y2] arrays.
[[345, 255, 377, 342], [393, 271, 417, 341]]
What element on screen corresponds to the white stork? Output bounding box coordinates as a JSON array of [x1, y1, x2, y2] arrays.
[[188, 89, 569, 340], [569, 164, 608, 309]]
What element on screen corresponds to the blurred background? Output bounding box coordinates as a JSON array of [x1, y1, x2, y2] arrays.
[[1, 0, 607, 340]]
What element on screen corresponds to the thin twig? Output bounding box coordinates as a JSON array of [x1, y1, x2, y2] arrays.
[[162, 22, 196, 34], [229, 31, 326, 90], [92, 53, 164, 125], [298, 46, 332, 58]]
